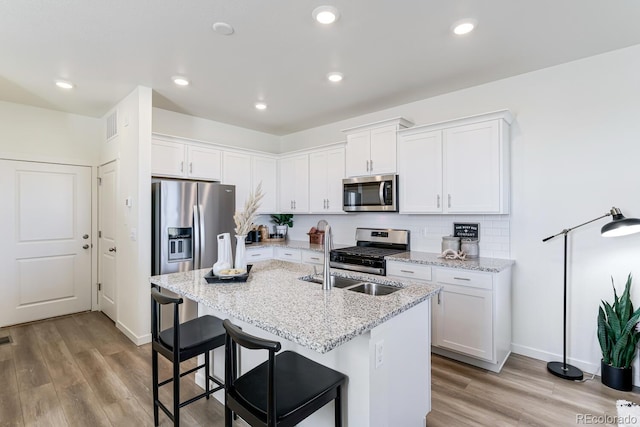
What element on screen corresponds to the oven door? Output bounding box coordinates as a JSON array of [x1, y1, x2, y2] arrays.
[[343, 174, 397, 212]]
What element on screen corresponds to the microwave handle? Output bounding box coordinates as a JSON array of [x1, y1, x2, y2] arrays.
[[379, 182, 385, 205]]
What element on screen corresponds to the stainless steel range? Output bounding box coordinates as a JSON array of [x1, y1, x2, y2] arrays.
[[330, 228, 410, 275]]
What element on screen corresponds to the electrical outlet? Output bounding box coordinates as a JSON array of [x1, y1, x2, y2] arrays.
[[422, 227, 429, 237], [375, 340, 384, 368]]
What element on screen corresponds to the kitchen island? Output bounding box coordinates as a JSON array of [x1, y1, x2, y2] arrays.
[[150, 260, 439, 426]]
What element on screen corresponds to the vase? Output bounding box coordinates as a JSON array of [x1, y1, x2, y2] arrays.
[[601, 360, 633, 391], [213, 233, 232, 275], [235, 235, 247, 271], [275, 225, 288, 239]]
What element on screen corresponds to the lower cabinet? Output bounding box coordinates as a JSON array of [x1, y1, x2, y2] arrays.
[[245, 246, 273, 262], [274, 247, 302, 263], [386, 260, 512, 373], [301, 250, 324, 266]]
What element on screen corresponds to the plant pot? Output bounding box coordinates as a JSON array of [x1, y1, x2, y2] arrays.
[[275, 225, 288, 238], [601, 360, 633, 391]]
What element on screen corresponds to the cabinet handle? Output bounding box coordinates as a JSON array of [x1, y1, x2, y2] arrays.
[[400, 269, 415, 274], [370, 159, 373, 171], [180, 161, 184, 173], [326, 199, 329, 209], [189, 162, 193, 173], [453, 277, 471, 281], [293, 200, 296, 210], [448, 194, 452, 208], [290, 200, 293, 209], [251, 254, 261, 257], [310, 257, 320, 260], [437, 194, 440, 208], [366, 160, 370, 172], [437, 291, 441, 305]]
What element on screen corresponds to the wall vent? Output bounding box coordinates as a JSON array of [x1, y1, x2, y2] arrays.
[[0, 336, 12, 346], [106, 110, 118, 141]]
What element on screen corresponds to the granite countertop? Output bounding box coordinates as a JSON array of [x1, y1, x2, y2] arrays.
[[149, 260, 439, 353], [245, 239, 327, 252], [385, 251, 514, 273]]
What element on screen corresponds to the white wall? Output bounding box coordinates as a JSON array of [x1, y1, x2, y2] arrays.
[[152, 107, 280, 153], [101, 86, 153, 344], [0, 100, 101, 165], [278, 44, 640, 379]]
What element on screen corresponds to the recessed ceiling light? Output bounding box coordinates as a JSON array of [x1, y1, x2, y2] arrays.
[[452, 19, 477, 35], [255, 102, 267, 110], [172, 76, 190, 86], [312, 5, 340, 24], [212, 22, 234, 35], [55, 80, 74, 89], [327, 72, 343, 83]]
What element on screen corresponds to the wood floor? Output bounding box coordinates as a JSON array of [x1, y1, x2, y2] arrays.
[[0, 311, 636, 426]]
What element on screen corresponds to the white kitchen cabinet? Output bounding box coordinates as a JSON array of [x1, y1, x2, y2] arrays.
[[386, 261, 432, 281], [245, 246, 273, 262], [222, 152, 278, 214], [278, 154, 309, 213], [398, 110, 511, 214], [343, 118, 412, 177], [397, 130, 443, 213], [274, 247, 302, 263], [301, 250, 324, 266], [252, 155, 277, 214], [152, 138, 221, 181], [431, 266, 512, 373], [309, 147, 345, 213]]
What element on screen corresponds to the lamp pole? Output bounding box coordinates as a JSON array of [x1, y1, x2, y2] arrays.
[[542, 212, 612, 380]]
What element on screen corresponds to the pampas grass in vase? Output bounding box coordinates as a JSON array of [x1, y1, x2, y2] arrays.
[[233, 183, 264, 272]]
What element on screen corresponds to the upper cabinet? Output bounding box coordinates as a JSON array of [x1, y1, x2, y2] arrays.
[[343, 117, 413, 177], [398, 110, 512, 214], [151, 138, 221, 181], [278, 154, 309, 213], [222, 151, 278, 214], [309, 147, 345, 213]]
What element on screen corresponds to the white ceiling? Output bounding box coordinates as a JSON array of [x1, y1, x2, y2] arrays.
[[3, 1, 640, 135]]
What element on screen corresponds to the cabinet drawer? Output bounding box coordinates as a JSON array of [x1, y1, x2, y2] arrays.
[[435, 268, 492, 290], [301, 251, 324, 265], [386, 262, 432, 281], [245, 247, 273, 262], [275, 247, 302, 262]]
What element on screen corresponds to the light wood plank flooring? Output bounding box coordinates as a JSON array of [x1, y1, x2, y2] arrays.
[[0, 311, 637, 426]]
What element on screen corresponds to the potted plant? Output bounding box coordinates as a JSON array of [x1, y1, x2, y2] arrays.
[[270, 214, 293, 238], [598, 273, 640, 391]]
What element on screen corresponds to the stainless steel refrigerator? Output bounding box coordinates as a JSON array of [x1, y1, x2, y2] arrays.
[[151, 179, 235, 328]]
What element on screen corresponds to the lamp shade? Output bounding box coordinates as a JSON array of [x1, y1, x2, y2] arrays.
[[601, 208, 640, 237]]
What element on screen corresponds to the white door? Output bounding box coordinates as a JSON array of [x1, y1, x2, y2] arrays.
[[398, 130, 443, 213], [325, 148, 345, 213], [308, 151, 329, 213], [0, 160, 92, 327], [345, 130, 370, 177], [252, 155, 277, 214], [222, 151, 251, 212], [369, 124, 397, 175], [98, 161, 117, 321]]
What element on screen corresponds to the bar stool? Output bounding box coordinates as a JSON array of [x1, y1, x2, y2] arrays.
[[151, 288, 225, 426], [222, 319, 347, 427]]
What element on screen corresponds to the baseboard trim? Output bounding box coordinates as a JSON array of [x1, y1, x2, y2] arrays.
[[510, 343, 599, 376], [116, 321, 151, 346]]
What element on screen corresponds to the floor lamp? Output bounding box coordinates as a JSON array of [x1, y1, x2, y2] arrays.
[[542, 207, 640, 380]]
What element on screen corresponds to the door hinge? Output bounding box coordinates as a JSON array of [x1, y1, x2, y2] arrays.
[[98, 283, 102, 291], [97, 177, 102, 185], [98, 230, 102, 238]]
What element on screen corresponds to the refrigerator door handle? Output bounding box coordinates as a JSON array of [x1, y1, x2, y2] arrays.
[[197, 204, 206, 269], [193, 204, 201, 269]]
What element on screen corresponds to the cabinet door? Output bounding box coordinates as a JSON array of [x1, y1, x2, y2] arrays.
[[151, 139, 186, 178], [279, 155, 308, 213], [369, 125, 397, 175], [325, 148, 345, 212], [222, 151, 251, 212], [308, 151, 329, 213], [433, 283, 494, 361], [252, 155, 277, 214], [188, 145, 222, 181], [443, 120, 501, 213], [398, 130, 443, 213], [345, 130, 370, 177]]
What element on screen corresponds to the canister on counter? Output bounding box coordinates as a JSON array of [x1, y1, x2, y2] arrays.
[[461, 238, 479, 258], [441, 236, 461, 252]]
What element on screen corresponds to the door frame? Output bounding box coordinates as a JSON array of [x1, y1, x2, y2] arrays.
[[97, 160, 118, 318]]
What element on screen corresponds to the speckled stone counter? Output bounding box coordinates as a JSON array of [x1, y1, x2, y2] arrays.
[[386, 251, 514, 273], [245, 239, 346, 252], [149, 260, 439, 353]]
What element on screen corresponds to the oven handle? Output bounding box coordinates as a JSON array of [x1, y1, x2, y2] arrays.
[[330, 261, 384, 275], [379, 182, 385, 205]]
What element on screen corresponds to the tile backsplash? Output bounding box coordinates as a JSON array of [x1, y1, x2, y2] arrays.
[[256, 213, 511, 259]]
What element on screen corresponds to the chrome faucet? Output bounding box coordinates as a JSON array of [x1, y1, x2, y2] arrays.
[[323, 224, 333, 290]]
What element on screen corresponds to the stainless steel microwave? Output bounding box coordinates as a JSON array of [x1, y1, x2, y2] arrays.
[[342, 174, 398, 212]]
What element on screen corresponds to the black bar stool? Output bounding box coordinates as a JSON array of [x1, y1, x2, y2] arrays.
[[151, 288, 225, 426], [222, 319, 347, 427]]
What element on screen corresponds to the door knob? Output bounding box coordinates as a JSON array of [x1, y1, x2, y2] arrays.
[[83, 234, 89, 239], [82, 244, 90, 249], [109, 247, 117, 252]]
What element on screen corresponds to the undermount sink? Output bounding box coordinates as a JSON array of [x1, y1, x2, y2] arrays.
[[300, 274, 401, 295]]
